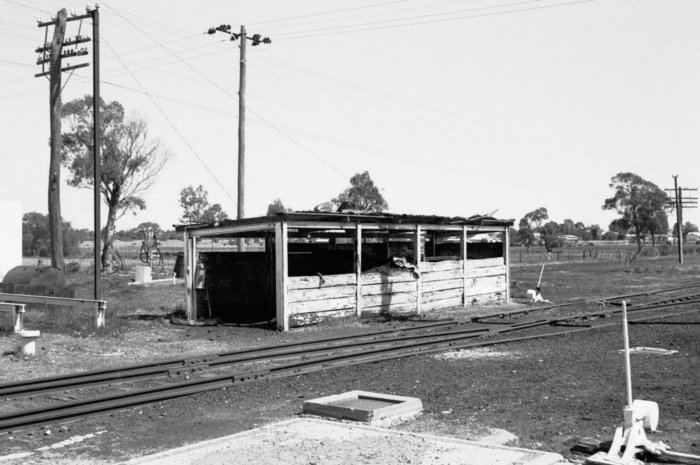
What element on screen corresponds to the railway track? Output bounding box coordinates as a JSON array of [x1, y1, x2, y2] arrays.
[[1, 286, 699, 431]]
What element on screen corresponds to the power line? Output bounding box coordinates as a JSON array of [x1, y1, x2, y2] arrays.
[[101, 36, 237, 207], [249, 0, 409, 26], [1, 0, 51, 14], [274, 0, 544, 37], [100, 1, 238, 101], [0, 59, 34, 67], [245, 104, 348, 180], [276, 0, 594, 41]]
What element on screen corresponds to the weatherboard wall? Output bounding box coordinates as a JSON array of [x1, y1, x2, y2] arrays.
[[284, 257, 507, 328]]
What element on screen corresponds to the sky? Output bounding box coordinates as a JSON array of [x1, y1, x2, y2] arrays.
[[1, 0, 698, 232]]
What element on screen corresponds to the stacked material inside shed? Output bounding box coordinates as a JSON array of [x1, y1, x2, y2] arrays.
[[175, 211, 513, 330]]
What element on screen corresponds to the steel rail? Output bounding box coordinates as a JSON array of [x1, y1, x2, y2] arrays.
[[3, 293, 699, 399], [4, 284, 697, 397], [471, 281, 700, 321], [0, 319, 459, 397], [0, 304, 697, 431]]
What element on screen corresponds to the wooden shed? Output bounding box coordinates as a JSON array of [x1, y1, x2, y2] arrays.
[[177, 212, 514, 331]]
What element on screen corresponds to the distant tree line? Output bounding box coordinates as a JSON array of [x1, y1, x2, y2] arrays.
[[22, 212, 90, 257], [515, 173, 699, 256], [515, 207, 603, 251]]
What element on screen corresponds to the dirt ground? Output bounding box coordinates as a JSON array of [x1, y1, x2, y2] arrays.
[[0, 256, 699, 464]]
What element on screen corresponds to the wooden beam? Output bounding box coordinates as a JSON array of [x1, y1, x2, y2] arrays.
[[415, 225, 422, 314], [188, 222, 276, 238], [355, 224, 362, 317], [275, 222, 289, 331], [0, 295, 105, 329], [191, 235, 198, 321], [504, 228, 511, 303], [461, 226, 468, 307]]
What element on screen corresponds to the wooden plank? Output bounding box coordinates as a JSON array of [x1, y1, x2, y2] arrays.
[[361, 281, 416, 296], [421, 287, 462, 303], [421, 269, 462, 283], [288, 285, 356, 303], [420, 259, 462, 273], [289, 296, 356, 314], [362, 291, 417, 308], [360, 302, 418, 316], [421, 278, 464, 293], [466, 257, 504, 268], [0, 293, 104, 308], [465, 275, 506, 296], [288, 308, 355, 327], [361, 272, 415, 285], [189, 222, 276, 238], [422, 296, 463, 312], [466, 264, 506, 278], [464, 292, 506, 306], [275, 222, 289, 331], [289, 273, 355, 290]]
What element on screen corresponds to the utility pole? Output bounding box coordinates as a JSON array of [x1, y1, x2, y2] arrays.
[[238, 25, 246, 252], [46, 9, 67, 272], [665, 176, 698, 264], [37, 6, 100, 299], [91, 7, 101, 300], [207, 25, 270, 252]]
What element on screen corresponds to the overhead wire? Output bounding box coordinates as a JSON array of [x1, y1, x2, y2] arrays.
[[248, 0, 409, 26], [1, 0, 51, 14], [100, 0, 352, 181], [276, 0, 595, 40], [244, 104, 349, 181], [100, 35, 238, 207]]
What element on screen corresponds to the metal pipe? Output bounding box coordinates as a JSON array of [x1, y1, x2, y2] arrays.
[[622, 300, 633, 408]]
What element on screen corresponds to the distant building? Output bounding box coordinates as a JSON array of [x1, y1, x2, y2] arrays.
[[686, 232, 700, 244]]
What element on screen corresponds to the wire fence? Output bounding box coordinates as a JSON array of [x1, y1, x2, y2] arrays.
[[512, 244, 700, 265]]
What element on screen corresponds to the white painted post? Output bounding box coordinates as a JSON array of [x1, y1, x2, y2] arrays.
[[461, 226, 468, 307], [415, 225, 422, 314], [275, 222, 289, 331], [622, 300, 633, 410], [96, 301, 106, 329], [355, 224, 362, 317], [13, 304, 24, 333]]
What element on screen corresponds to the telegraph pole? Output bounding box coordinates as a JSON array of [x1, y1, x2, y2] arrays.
[[37, 6, 100, 299], [207, 25, 270, 252], [46, 9, 67, 272], [91, 7, 101, 300], [665, 176, 698, 264], [238, 25, 246, 252]]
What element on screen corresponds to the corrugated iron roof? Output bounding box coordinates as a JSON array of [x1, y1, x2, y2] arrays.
[[175, 211, 514, 232]]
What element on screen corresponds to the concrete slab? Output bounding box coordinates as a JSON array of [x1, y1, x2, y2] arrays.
[[123, 418, 567, 465], [303, 390, 423, 426]]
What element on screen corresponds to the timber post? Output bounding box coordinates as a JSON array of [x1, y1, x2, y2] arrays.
[[275, 222, 289, 331], [461, 225, 468, 307], [355, 224, 362, 317], [504, 227, 511, 303], [415, 225, 422, 314]]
